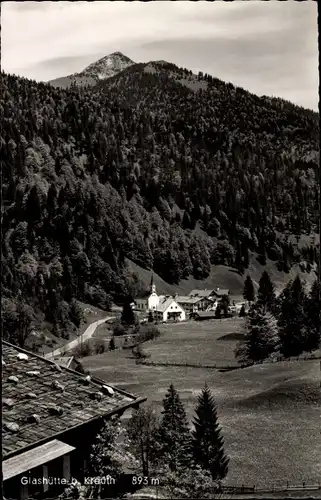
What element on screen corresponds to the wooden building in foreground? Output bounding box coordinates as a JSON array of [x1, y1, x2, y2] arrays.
[[2, 341, 146, 500]]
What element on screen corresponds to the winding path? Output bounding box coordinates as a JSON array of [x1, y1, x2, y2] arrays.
[[45, 316, 114, 359]]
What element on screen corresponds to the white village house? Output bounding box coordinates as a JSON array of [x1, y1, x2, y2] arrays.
[[134, 276, 186, 322], [134, 277, 233, 322]]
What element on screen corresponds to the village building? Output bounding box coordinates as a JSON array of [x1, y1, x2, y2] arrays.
[[188, 287, 230, 299], [153, 296, 186, 322], [133, 277, 185, 322], [2, 341, 146, 500], [212, 287, 230, 299], [191, 311, 218, 321], [175, 295, 214, 315], [133, 278, 231, 322]]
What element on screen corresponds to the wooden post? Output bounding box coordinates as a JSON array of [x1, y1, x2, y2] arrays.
[[62, 454, 71, 481], [43, 465, 49, 493]]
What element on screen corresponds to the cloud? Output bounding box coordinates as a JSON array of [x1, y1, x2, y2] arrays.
[[1, 1, 318, 110]]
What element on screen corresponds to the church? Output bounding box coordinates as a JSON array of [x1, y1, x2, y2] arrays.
[[134, 276, 186, 322]]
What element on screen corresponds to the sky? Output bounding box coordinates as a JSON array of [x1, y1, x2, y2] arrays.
[[2, 1, 319, 111]]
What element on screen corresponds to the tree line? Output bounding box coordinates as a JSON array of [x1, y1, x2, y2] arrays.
[[59, 383, 228, 499], [238, 272, 320, 362], [1, 66, 319, 345]]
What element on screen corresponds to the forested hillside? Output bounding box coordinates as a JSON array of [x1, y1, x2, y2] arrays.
[[1, 60, 319, 342]]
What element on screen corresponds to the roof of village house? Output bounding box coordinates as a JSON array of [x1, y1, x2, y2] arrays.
[[175, 295, 205, 304], [188, 289, 215, 298], [155, 296, 180, 313], [192, 311, 217, 319], [2, 341, 145, 460], [189, 288, 230, 298], [213, 288, 230, 296]]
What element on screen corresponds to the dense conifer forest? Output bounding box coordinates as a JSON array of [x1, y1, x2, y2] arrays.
[[1, 60, 319, 340]]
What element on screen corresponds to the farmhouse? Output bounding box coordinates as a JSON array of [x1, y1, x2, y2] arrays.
[[2, 341, 146, 500], [189, 288, 216, 298], [175, 295, 214, 315], [134, 276, 186, 322], [189, 287, 230, 299], [153, 296, 186, 322], [134, 277, 230, 322], [212, 287, 230, 298], [191, 311, 218, 321], [134, 298, 148, 311]]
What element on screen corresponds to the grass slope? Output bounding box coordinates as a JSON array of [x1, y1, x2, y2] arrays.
[[82, 320, 321, 487], [127, 257, 317, 297]]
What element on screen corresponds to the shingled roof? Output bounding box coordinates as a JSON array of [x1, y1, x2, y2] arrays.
[[176, 295, 205, 304], [2, 341, 146, 460], [188, 289, 215, 298]]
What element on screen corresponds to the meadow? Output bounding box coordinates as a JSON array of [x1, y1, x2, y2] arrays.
[[82, 319, 321, 488]]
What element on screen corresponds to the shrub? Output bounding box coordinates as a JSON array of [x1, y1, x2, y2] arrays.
[[113, 322, 125, 337], [94, 339, 106, 355], [136, 325, 160, 343], [72, 340, 93, 358], [132, 344, 150, 359], [109, 337, 116, 351], [69, 299, 85, 328], [239, 305, 246, 317]]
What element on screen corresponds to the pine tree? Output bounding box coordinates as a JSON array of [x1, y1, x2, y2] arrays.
[[243, 275, 255, 304], [127, 406, 160, 476], [257, 271, 276, 312], [239, 304, 246, 317], [109, 336, 116, 351], [304, 278, 321, 351], [157, 383, 192, 472], [86, 418, 124, 498], [236, 304, 280, 362], [278, 276, 308, 357], [192, 383, 229, 481], [220, 295, 230, 317], [121, 297, 136, 326]]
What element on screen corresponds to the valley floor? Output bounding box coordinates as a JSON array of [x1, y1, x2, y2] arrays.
[[81, 319, 321, 488]]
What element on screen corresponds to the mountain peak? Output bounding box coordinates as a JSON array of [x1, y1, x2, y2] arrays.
[[49, 51, 136, 88], [79, 52, 135, 80]]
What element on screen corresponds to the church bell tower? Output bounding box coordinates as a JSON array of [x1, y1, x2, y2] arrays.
[[150, 274, 156, 295], [148, 274, 158, 310]]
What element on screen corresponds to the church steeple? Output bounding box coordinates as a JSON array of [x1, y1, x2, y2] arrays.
[[150, 273, 156, 294]]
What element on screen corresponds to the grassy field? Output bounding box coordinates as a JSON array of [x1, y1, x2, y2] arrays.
[[82, 319, 321, 488], [147, 318, 245, 366]]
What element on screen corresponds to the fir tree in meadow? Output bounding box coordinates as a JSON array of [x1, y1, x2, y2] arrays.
[[236, 304, 279, 362], [157, 383, 192, 472], [86, 418, 124, 498], [304, 278, 321, 351], [215, 303, 221, 318], [257, 271, 276, 312], [278, 276, 309, 357], [127, 405, 159, 476], [109, 336, 116, 351], [239, 304, 246, 317], [121, 297, 136, 326], [192, 383, 229, 481], [243, 275, 255, 305]]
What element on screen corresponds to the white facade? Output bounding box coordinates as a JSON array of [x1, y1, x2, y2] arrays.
[[147, 287, 159, 310], [154, 299, 186, 322], [135, 277, 185, 322]]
